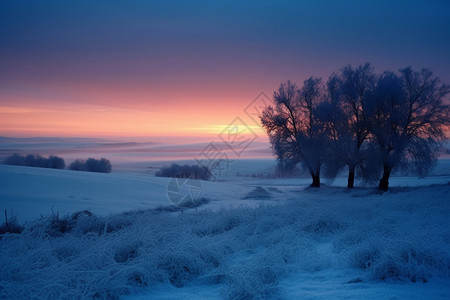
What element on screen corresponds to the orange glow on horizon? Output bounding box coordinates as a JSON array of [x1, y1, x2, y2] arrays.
[[0, 93, 267, 140]]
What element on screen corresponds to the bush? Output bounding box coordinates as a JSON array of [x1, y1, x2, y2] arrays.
[[68, 158, 112, 173], [155, 163, 211, 180], [68, 159, 85, 171], [48, 155, 66, 169], [4, 154, 25, 166], [2, 154, 65, 169]]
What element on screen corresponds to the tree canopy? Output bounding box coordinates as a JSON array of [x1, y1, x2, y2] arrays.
[[261, 64, 449, 190]]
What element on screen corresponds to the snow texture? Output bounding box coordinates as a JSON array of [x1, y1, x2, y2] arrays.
[[1, 180, 449, 299]]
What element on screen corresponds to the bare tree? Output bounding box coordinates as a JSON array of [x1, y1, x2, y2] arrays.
[[261, 78, 327, 187], [366, 68, 450, 191], [320, 63, 376, 188]]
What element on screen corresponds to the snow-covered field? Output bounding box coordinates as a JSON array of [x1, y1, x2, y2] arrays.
[[1, 159, 450, 299]]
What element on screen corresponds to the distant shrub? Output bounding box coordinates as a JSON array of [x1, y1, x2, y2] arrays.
[[155, 163, 211, 180], [25, 154, 37, 166], [85, 158, 112, 173], [69, 158, 112, 173], [2, 154, 65, 169], [48, 155, 66, 169], [68, 159, 85, 171], [4, 154, 25, 166]]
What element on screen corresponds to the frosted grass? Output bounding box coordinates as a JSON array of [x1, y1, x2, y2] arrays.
[[0, 184, 449, 299]]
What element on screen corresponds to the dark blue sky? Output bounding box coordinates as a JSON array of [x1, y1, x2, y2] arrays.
[[1, 0, 449, 137], [2, 0, 449, 82]]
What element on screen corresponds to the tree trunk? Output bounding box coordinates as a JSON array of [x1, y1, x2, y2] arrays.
[[378, 165, 391, 191], [310, 172, 320, 188], [347, 166, 355, 189]]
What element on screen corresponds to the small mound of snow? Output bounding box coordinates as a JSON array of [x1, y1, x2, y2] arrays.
[[242, 186, 271, 199]]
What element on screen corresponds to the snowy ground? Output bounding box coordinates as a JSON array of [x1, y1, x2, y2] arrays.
[[1, 159, 450, 299], [2, 159, 450, 223]]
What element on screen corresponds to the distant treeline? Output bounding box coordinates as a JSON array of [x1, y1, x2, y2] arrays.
[[2, 154, 65, 169], [69, 158, 112, 173], [155, 163, 211, 180], [2, 154, 112, 173]]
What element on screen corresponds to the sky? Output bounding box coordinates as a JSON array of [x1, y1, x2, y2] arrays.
[[1, 0, 449, 141]]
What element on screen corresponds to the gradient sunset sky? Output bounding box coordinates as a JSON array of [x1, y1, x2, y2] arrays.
[[1, 0, 449, 140]]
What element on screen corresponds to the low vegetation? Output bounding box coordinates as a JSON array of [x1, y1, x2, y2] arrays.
[[1, 185, 448, 299], [1, 154, 112, 173], [155, 163, 211, 180], [68, 158, 112, 173], [0, 210, 24, 235], [2, 154, 65, 169]]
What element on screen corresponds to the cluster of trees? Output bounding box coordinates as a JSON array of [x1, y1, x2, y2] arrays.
[[261, 64, 449, 191], [3, 154, 65, 169], [2, 154, 113, 173], [69, 158, 112, 173], [155, 163, 211, 180]]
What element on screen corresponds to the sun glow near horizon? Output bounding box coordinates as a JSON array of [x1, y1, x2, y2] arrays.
[[0, 97, 267, 140]]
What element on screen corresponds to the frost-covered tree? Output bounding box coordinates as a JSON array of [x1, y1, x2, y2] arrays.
[[261, 81, 302, 178], [69, 159, 85, 171], [69, 158, 112, 173], [48, 155, 65, 169], [366, 68, 450, 191], [270, 131, 298, 178], [155, 163, 211, 180], [261, 78, 327, 187], [320, 63, 376, 188], [3, 154, 65, 169], [85, 158, 112, 173]]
